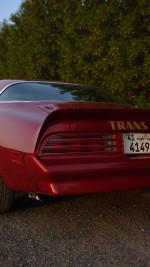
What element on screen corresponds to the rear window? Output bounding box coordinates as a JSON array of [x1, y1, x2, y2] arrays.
[[0, 82, 119, 103]]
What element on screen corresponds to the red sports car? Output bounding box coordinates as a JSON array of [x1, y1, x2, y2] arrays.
[[0, 80, 150, 213]]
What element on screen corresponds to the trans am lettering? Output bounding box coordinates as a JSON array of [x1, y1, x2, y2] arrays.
[[108, 121, 148, 131]]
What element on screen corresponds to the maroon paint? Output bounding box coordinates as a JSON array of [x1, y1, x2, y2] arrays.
[[0, 80, 149, 195]]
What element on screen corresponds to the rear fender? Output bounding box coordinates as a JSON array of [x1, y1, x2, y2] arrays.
[[0, 102, 48, 154]]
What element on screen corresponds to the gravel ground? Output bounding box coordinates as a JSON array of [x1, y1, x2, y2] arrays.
[[0, 190, 150, 267]]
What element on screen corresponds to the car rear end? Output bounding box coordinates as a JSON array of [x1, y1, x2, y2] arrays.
[[24, 102, 150, 196]]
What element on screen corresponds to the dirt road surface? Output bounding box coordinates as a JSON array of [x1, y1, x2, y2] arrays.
[[0, 190, 150, 267]]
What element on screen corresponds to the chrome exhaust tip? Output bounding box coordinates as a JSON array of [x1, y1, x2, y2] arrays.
[[28, 192, 42, 201]]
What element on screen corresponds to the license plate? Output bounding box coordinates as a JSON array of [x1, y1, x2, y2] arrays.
[[123, 133, 150, 154]]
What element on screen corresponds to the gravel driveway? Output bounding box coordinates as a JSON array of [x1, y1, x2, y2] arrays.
[[0, 190, 150, 267]]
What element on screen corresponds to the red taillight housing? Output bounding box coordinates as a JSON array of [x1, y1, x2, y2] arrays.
[[38, 133, 123, 156]]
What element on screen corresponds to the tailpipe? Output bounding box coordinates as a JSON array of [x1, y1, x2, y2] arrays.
[[28, 192, 42, 201]]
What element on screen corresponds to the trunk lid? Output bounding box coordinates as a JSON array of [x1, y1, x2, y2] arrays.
[[35, 101, 150, 133]]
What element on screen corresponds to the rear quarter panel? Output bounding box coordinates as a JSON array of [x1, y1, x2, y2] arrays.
[[0, 102, 48, 154], [0, 102, 50, 190]]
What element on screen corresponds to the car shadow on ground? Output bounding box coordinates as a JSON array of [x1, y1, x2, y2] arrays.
[[11, 194, 80, 213], [10, 188, 150, 214]]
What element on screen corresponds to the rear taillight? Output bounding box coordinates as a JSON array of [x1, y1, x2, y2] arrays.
[[38, 133, 123, 155]]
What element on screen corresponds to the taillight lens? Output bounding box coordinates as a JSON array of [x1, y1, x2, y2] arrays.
[[38, 133, 123, 155]]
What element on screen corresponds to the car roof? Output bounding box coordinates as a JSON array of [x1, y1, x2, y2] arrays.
[[0, 80, 25, 92]]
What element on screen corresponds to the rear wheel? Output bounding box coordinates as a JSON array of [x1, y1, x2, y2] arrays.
[[0, 177, 15, 213]]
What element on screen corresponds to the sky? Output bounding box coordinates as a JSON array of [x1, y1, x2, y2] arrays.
[[0, 0, 23, 23]]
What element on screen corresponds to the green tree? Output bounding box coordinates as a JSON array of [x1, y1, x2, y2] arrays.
[[0, 21, 11, 78], [0, 0, 64, 79], [58, 0, 150, 108], [0, 0, 149, 108]]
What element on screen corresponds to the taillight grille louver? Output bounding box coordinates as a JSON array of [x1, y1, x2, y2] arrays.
[[39, 133, 123, 155]]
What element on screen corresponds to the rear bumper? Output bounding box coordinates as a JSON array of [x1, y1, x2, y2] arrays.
[[24, 154, 150, 195]]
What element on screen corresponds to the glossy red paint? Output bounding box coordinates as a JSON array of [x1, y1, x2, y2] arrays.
[[0, 80, 150, 196], [23, 153, 150, 196]]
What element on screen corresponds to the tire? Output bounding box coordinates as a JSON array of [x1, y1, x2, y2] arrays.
[[0, 178, 15, 213]]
